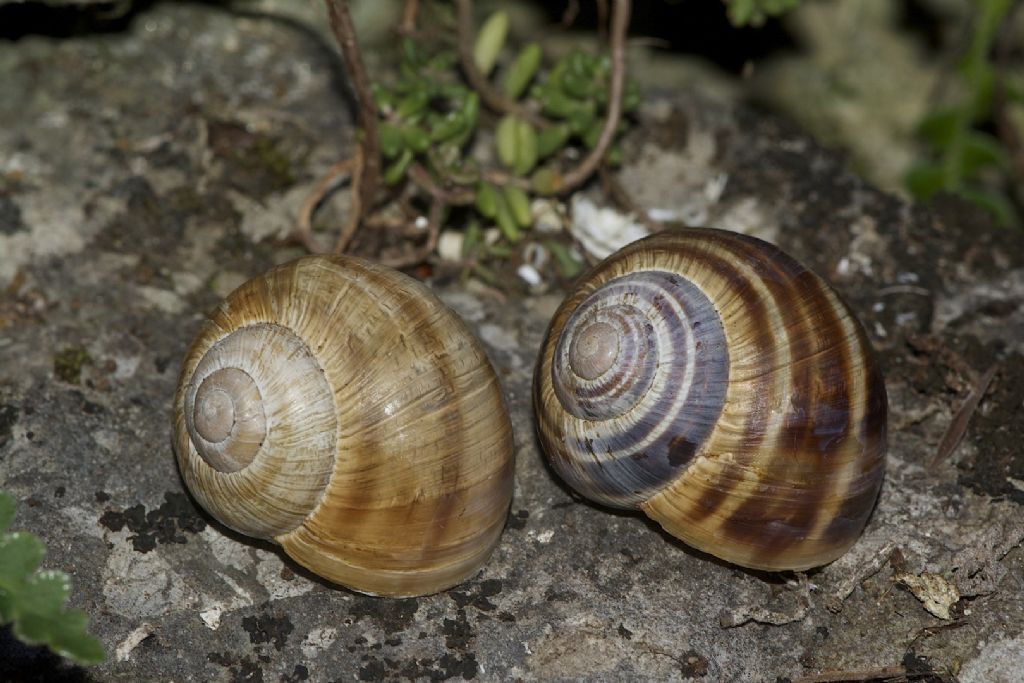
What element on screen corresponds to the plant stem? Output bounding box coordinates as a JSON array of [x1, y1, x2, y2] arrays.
[[324, 0, 380, 227], [557, 0, 630, 195], [399, 0, 419, 35]]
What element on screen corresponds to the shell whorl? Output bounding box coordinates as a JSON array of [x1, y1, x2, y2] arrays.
[[549, 271, 729, 506], [534, 229, 887, 571], [176, 321, 339, 539]]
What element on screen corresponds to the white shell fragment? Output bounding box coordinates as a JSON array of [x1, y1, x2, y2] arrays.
[[569, 196, 650, 260]]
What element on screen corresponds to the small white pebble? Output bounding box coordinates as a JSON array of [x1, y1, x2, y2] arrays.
[[704, 172, 729, 202], [437, 231, 464, 261], [517, 263, 542, 287]]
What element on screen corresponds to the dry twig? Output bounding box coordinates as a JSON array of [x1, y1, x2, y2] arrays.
[[928, 363, 999, 468], [295, 157, 359, 252], [399, 0, 419, 35], [556, 0, 630, 195], [408, 162, 476, 206], [324, 0, 381, 219], [792, 666, 908, 683], [380, 198, 445, 268]]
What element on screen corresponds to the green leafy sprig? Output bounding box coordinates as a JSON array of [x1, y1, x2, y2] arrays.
[[906, 0, 1021, 226], [0, 492, 105, 666], [368, 9, 638, 270], [725, 0, 800, 27]]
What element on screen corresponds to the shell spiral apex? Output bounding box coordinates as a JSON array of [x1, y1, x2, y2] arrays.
[[173, 254, 515, 597], [533, 228, 887, 572]]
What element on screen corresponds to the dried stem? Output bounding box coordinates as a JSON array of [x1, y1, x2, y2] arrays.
[[556, 0, 630, 195], [409, 162, 476, 205], [399, 0, 419, 35], [332, 144, 365, 253], [929, 363, 999, 468], [792, 666, 909, 683], [453, 0, 547, 126], [324, 0, 380, 217], [380, 198, 445, 268], [295, 157, 359, 252]]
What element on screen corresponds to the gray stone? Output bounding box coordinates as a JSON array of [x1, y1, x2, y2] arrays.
[[1, 3, 1023, 682]]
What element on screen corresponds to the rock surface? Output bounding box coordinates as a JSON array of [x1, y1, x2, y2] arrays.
[[1, 3, 1023, 682]]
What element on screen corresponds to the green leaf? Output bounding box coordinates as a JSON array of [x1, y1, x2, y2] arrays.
[[396, 89, 429, 119], [567, 101, 596, 135], [493, 191, 521, 242], [536, 123, 570, 159], [503, 43, 542, 100], [530, 167, 560, 195], [915, 109, 961, 149], [0, 591, 13, 621], [18, 570, 71, 616], [463, 219, 482, 258], [48, 609, 107, 666], [961, 131, 1008, 175], [905, 163, 947, 200], [473, 10, 508, 77], [495, 114, 519, 169], [622, 81, 641, 113], [0, 492, 14, 532], [560, 69, 594, 100], [502, 185, 532, 228], [401, 125, 431, 154], [383, 149, 414, 185], [475, 182, 500, 219], [726, 0, 799, 26], [371, 85, 393, 113], [544, 240, 584, 279], [379, 123, 406, 159], [512, 119, 538, 176], [461, 92, 480, 129], [429, 112, 465, 143], [539, 88, 578, 119], [0, 532, 46, 583]]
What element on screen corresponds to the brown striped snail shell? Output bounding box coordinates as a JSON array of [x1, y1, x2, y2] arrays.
[[534, 229, 886, 571], [172, 255, 515, 597]]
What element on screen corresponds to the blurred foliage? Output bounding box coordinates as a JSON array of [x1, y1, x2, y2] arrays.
[[906, 0, 1022, 227], [0, 491, 106, 666], [724, 0, 801, 26]]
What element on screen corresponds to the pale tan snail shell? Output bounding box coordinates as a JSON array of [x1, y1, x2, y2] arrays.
[[534, 229, 887, 571], [172, 255, 515, 597]]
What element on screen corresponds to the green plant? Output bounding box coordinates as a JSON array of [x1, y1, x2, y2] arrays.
[[302, 0, 808, 274], [368, 8, 640, 271], [906, 0, 1022, 226], [724, 0, 801, 27], [0, 491, 105, 665]]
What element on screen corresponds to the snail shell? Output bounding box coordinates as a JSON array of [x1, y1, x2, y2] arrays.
[[534, 229, 886, 571], [172, 255, 515, 597]]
